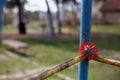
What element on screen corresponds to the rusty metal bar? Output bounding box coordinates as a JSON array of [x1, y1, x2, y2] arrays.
[[29, 55, 120, 80], [94, 56, 120, 67], [29, 56, 83, 80]]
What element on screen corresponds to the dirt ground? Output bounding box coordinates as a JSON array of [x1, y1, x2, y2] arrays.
[[2, 31, 120, 40]]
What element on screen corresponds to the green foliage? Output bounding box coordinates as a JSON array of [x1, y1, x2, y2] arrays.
[[40, 23, 47, 30], [6, 0, 26, 8]]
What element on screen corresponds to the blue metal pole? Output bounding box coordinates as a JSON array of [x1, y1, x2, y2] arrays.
[[0, 7, 3, 47], [78, 0, 92, 80], [0, 0, 7, 46], [0, 0, 6, 7]]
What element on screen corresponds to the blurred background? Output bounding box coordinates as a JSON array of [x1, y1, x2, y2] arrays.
[[0, 0, 120, 80]]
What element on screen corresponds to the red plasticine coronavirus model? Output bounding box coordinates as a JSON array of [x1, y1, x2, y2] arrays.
[[79, 42, 98, 60]]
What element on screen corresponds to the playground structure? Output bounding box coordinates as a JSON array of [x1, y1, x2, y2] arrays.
[[0, 0, 120, 80]]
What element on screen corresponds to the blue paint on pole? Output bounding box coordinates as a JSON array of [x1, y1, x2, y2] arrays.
[[78, 0, 92, 80], [0, 0, 6, 6], [0, 7, 3, 44], [0, 0, 7, 46]]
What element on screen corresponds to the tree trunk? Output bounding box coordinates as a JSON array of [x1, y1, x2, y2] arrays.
[[18, 0, 26, 34], [56, 1, 62, 34], [45, 0, 55, 38]]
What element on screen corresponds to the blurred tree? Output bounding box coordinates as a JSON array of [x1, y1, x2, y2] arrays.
[[55, 0, 62, 34], [45, 0, 55, 37], [72, 0, 80, 27], [62, 0, 79, 27], [7, 0, 27, 34], [62, 0, 77, 3]]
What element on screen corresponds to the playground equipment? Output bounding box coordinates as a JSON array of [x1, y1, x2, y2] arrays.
[[29, 0, 120, 80], [0, 0, 6, 46], [29, 55, 120, 80], [0, 0, 120, 80]]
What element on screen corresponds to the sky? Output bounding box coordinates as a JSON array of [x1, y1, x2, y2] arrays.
[[25, 0, 57, 13], [25, 0, 81, 13]]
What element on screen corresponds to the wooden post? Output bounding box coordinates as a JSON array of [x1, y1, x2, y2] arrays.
[[78, 0, 92, 80]]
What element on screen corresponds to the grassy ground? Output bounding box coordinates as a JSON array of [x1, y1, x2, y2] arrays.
[[0, 37, 120, 80], [1, 24, 120, 80], [92, 25, 120, 34], [21, 37, 120, 80], [0, 58, 35, 74], [3, 24, 120, 34]]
